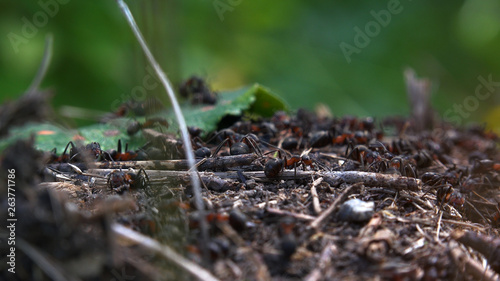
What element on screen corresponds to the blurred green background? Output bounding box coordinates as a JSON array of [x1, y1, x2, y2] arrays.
[[0, 0, 499, 132]]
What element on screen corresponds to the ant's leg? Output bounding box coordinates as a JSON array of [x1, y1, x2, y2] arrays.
[[191, 136, 206, 150], [140, 168, 150, 183], [439, 185, 453, 210], [345, 142, 354, 158], [360, 153, 365, 170], [62, 141, 76, 158], [212, 138, 230, 157], [138, 168, 150, 186], [102, 150, 115, 162], [245, 137, 263, 157], [408, 165, 417, 178], [210, 138, 232, 171]]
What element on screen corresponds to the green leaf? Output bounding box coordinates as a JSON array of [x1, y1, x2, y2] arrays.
[[76, 122, 146, 151], [0, 123, 73, 152], [0, 84, 286, 153], [0, 121, 146, 153], [166, 83, 288, 136]]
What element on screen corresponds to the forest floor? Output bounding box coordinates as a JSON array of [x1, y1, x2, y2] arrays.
[[1, 106, 500, 281]]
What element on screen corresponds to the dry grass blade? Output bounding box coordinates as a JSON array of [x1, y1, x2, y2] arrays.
[[111, 224, 220, 281], [115, 0, 207, 262], [17, 238, 74, 281]]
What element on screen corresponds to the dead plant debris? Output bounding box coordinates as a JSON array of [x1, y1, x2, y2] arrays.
[[1, 109, 500, 281]]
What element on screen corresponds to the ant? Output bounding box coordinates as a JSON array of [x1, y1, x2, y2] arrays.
[[436, 184, 465, 209], [47, 147, 71, 163], [188, 126, 204, 138], [48, 141, 105, 163], [345, 144, 382, 168], [388, 156, 418, 178], [421, 167, 463, 187], [212, 132, 263, 157], [107, 168, 150, 194], [387, 138, 415, 155], [194, 147, 211, 158], [309, 130, 333, 148], [281, 136, 299, 150], [412, 149, 434, 168], [127, 117, 169, 136], [471, 159, 500, 174], [179, 76, 218, 105], [309, 129, 372, 148], [264, 150, 315, 178], [107, 139, 138, 161]]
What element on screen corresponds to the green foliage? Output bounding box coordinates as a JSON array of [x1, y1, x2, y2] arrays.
[[166, 83, 287, 136], [0, 123, 72, 152], [0, 83, 286, 152], [0, 121, 147, 153]]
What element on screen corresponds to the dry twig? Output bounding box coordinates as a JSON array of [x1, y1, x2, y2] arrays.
[[310, 177, 323, 215], [309, 183, 363, 229], [111, 223, 220, 281]]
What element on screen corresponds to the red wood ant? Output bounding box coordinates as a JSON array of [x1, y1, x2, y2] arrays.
[[281, 136, 299, 150], [471, 159, 500, 174], [309, 130, 333, 148], [345, 144, 382, 168], [179, 76, 218, 105], [264, 150, 315, 178], [108, 139, 138, 161], [212, 132, 263, 157], [421, 168, 463, 187], [436, 184, 465, 209], [388, 156, 418, 178], [48, 141, 105, 163], [107, 168, 150, 194], [127, 117, 169, 136]]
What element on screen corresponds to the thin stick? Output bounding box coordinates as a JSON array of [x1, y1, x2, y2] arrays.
[[111, 224, 220, 281], [17, 238, 73, 281], [322, 171, 421, 191], [449, 246, 500, 281], [85, 169, 421, 191], [367, 188, 433, 210], [310, 177, 323, 215], [48, 154, 257, 171], [304, 242, 335, 281], [436, 211, 443, 242], [266, 207, 316, 221], [309, 183, 362, 229]]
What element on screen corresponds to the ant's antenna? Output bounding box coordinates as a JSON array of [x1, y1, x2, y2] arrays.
[[115, 0, 207, 264]]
